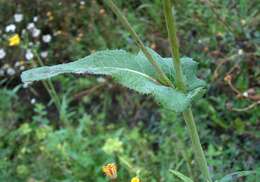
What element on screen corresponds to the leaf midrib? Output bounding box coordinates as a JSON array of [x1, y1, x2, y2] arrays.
[[92, 66, 161, 84]]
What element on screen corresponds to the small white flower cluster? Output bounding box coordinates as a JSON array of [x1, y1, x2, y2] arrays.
[[27, 22, 41, 38], [14, 61, 25, 71], [0, 64, 16, 76], [25, 18, 52, 43], [1, 11, 53, 79], [5, 13, 23, 33], [5, 24, 16, 33]]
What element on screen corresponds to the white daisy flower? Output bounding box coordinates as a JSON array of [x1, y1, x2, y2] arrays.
[[6, 67, 16, 76], [14, 13, 23, 22], [42, 34, 52, 43], [32, 28, 41, 37], [5, 24, 16, 32], [27, 22, 35, 30], [25, 49, 34, 60], [0, 49, 6, 59], [80, 1, 85, 5], [40, 51, 48, 58]]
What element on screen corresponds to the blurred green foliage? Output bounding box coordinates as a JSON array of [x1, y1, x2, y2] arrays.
[[0, 0, 259, 181]]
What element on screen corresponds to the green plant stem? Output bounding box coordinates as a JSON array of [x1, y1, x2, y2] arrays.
[[163, 0, 212, 181], [106, 0, 174, 88], [163, 0, 186, 91], [42, 80, 60, 111], [183, 108, 212, 182], [32, 49, 61, 112]]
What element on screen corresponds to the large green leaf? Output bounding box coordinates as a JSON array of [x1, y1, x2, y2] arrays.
[[21, 49, 205, 112]]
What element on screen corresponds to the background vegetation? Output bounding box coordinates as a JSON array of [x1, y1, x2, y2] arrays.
[[0, 0, 259, 181]]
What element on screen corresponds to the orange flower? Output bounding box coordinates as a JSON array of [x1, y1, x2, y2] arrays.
[[102, 163, 117, 179], [131, 176, 141, 182]]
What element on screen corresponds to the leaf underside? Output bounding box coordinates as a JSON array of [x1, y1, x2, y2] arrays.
[[21, 48, 206, 112]]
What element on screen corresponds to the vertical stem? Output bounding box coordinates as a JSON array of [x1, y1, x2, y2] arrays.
[[183, 108, 212, 182], [22, 33, 61, 113], [32, 49, 61, 112], [163, 0, 186, 91], [163, 0, 212, 181], [106, 0, 174, 88]]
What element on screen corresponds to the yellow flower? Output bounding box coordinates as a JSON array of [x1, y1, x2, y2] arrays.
[[8, 34, 21, 46], [131, 177, 141, 182], [102, 163, 117, 179]]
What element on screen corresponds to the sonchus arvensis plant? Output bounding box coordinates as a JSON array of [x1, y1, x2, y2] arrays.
[[21, 0, 256, 181]]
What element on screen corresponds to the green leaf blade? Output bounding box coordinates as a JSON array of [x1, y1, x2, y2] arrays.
[[21, 49, 206, 112]]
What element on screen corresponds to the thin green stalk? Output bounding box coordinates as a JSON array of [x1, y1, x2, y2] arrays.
[[106, 0, 174, 88], [30, 59, 60, 111], [41, 81, 60, 111], [183, 108, 212, 182], [163, 0, 212, 181], [22, 32, 61, 112], [163, 0, 186, 91], [32, 49, 61, 112]]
